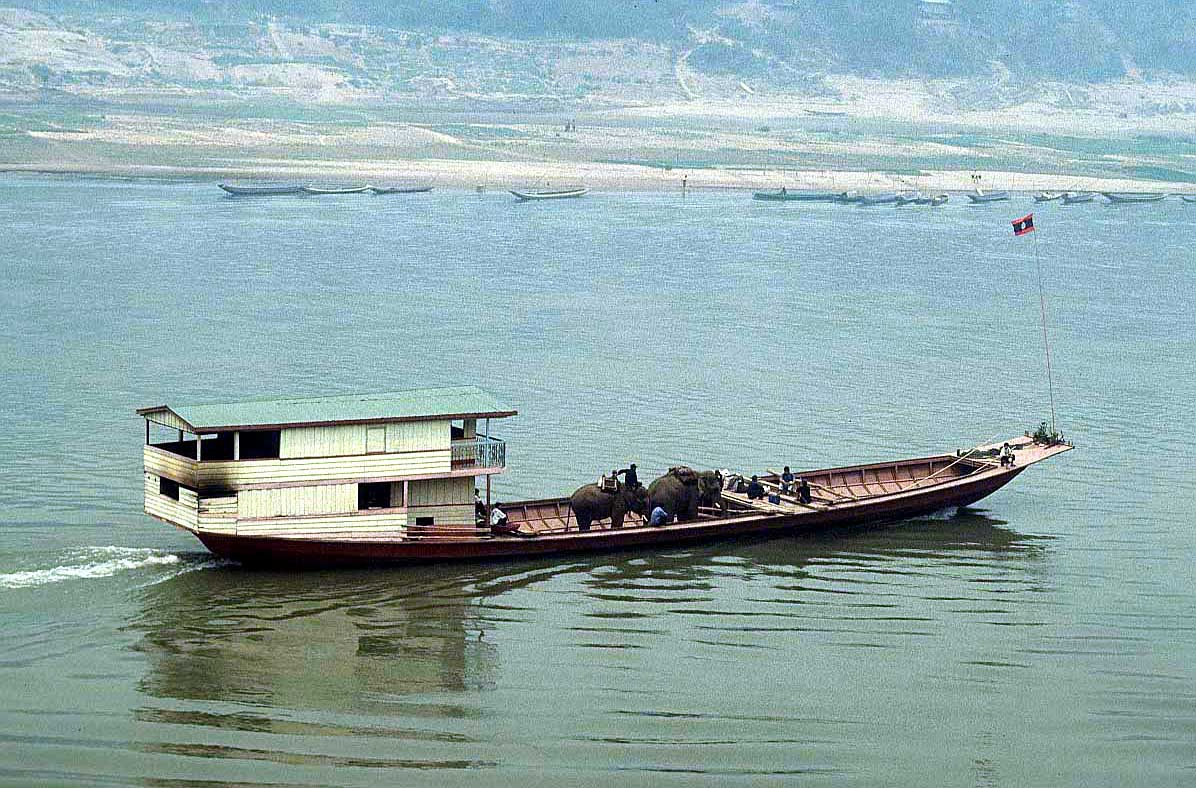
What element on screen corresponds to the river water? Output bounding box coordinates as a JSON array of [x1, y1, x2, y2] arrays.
[[1, 175, 1194, 786]]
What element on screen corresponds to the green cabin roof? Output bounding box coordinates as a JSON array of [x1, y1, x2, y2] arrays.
[[138, 386, 516, 432]]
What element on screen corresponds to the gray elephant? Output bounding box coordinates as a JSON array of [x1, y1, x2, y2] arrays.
[[647, 467, 724, 522], [569, 482, 650, 532]]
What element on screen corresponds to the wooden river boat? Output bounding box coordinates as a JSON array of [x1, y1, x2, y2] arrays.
[[136, 388, 1071, 568]]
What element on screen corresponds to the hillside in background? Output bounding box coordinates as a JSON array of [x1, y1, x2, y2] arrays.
[[3, 0, 1196, 111]]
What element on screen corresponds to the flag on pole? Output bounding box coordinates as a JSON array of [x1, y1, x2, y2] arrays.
[[1011, 213, 1035, 236]]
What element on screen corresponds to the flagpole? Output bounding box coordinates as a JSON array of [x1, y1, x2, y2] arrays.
[[1029, 222, 1058, 436]]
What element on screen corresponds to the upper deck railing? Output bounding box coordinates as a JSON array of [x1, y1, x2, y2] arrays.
[[451, 436, 506, 470]]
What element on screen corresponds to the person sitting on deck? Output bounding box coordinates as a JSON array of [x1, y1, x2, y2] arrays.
[[649, 506, 672, 527], [781, 466, 794, 493], [489, 505, 508, 530], [1000, 443, 1015, 467], [614, 464, 640, 489], [798, 478, 812, 505], [767, 489, 781, 505], [746, 475, 766, 500]]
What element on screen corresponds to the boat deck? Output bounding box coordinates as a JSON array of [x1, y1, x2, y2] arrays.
[[500, 436, 1063, 537]]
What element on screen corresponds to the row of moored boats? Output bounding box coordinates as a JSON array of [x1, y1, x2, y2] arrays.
[[754, 188, 1192, 205], [219, 183, 591, 201]]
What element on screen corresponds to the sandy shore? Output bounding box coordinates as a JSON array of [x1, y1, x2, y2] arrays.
[[4, 158, 1191, 194]]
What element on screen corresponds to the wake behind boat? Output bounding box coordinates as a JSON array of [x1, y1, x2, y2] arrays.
[[218, 183, 305, 196], [510, 186, 589, 201], [137, 387, 1072, 568]]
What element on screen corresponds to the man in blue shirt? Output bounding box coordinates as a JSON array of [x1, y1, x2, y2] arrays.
[[649, 506, 672, 527]]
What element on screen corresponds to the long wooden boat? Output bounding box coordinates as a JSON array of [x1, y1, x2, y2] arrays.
[[1101, 191, 1167, 203], [752, 189, 838, 202], [370, 185, 434, 194], [1061, 191, 1096, 205], [218, 183, 305, 196], [188, 436, 1071, 568], [858, 192, 901, 206], [510, 187, 588, 201], [302, 185, 372, 195], [1034, 191, 1064, 202], [966, 190, 1011, 203]]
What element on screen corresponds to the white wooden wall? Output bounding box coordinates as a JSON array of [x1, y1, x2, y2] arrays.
[[144, 473, 198, 530], [278, 420, 451, 459], [407, 477, 473, 506], [239, 484, 357, 519], [387, 420, 449, 452]]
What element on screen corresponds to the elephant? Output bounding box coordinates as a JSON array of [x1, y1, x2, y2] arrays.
[[569, 482, 650, 532], [647, 467, 724, 522]]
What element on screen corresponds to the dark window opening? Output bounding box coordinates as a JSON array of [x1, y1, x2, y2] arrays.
[[159, 477, 180, 500], [358, 482, 391, 510], [239, 430, 281, 460], [199, 432, 235, 461], [415, 516, 435, 526]]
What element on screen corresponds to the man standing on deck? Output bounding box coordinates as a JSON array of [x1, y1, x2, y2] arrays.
[[615, 464, 640, 489]]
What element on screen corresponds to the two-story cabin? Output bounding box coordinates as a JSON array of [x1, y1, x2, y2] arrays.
[[139, 386, 514, 549]]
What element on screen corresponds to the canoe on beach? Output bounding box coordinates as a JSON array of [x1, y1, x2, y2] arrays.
[[218, 183, 305, 196], [187, 436, 1071, 568], [966, 190, 1011, 203]]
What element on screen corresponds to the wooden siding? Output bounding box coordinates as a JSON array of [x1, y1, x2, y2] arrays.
[[235, 510, 408, 540], [142, 409, 192, 432], [387, 420, 449, 453], [197, 496, 238, 534], [144, 445, 198, 487], [196, 449, 451, 492], [144, 473, 198, 530], [407, 504, 474, 526], [239, 484, 356, 519], [408, 477, 474, 507], [280, 424, 367, 459]]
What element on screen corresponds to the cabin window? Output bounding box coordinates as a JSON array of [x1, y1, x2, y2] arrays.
[[415, 516, 434, 526], [239, 430, 281, 460], [358, 482, 391, 510], [159, 477, 180, 501]]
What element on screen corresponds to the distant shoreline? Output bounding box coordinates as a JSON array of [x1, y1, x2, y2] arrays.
[[2, 160, 1191, 195]]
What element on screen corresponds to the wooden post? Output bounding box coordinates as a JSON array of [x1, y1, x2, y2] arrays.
[[178, 429, 184, 442], [233, 431, 240, 461], [485, 474, 492, 522], [196, 434, 202, 462], [485, 418, 490, 438], [145, 420, 150, 445], [402, 479, 409, 509]]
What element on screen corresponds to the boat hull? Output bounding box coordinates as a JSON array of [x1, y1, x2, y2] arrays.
[[218, 184, 305, 196], [1101, 192, 1166, 203], [510, 188, 588, 200], [302, 185, 371, 195], [966, 191, 1011, 203], [752, 190, 838, 202], [371, 186, 433, 194], [190, 451, 1048, 568]]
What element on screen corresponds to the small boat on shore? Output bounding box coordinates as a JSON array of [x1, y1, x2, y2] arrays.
[[510, 187, 588, 201], [858, 192, 901, 206], [1061, 191, 1096, 205], [370, 185, 433, 195], [752, 189, 838, 202], [1181, 195, 1196, 204], [137, 387, 1072, 568], [1101, 192, 1167, 204], [302, 185, 372, 195], [1034, 191, 1064, 202], [218, 183, 305, 196], [834, 191, 863, 204], [966, 189, 1011, 204]]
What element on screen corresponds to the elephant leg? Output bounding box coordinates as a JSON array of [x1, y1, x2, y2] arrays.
[[577, 514, 591, 532], [611, 512, 623, 529]]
